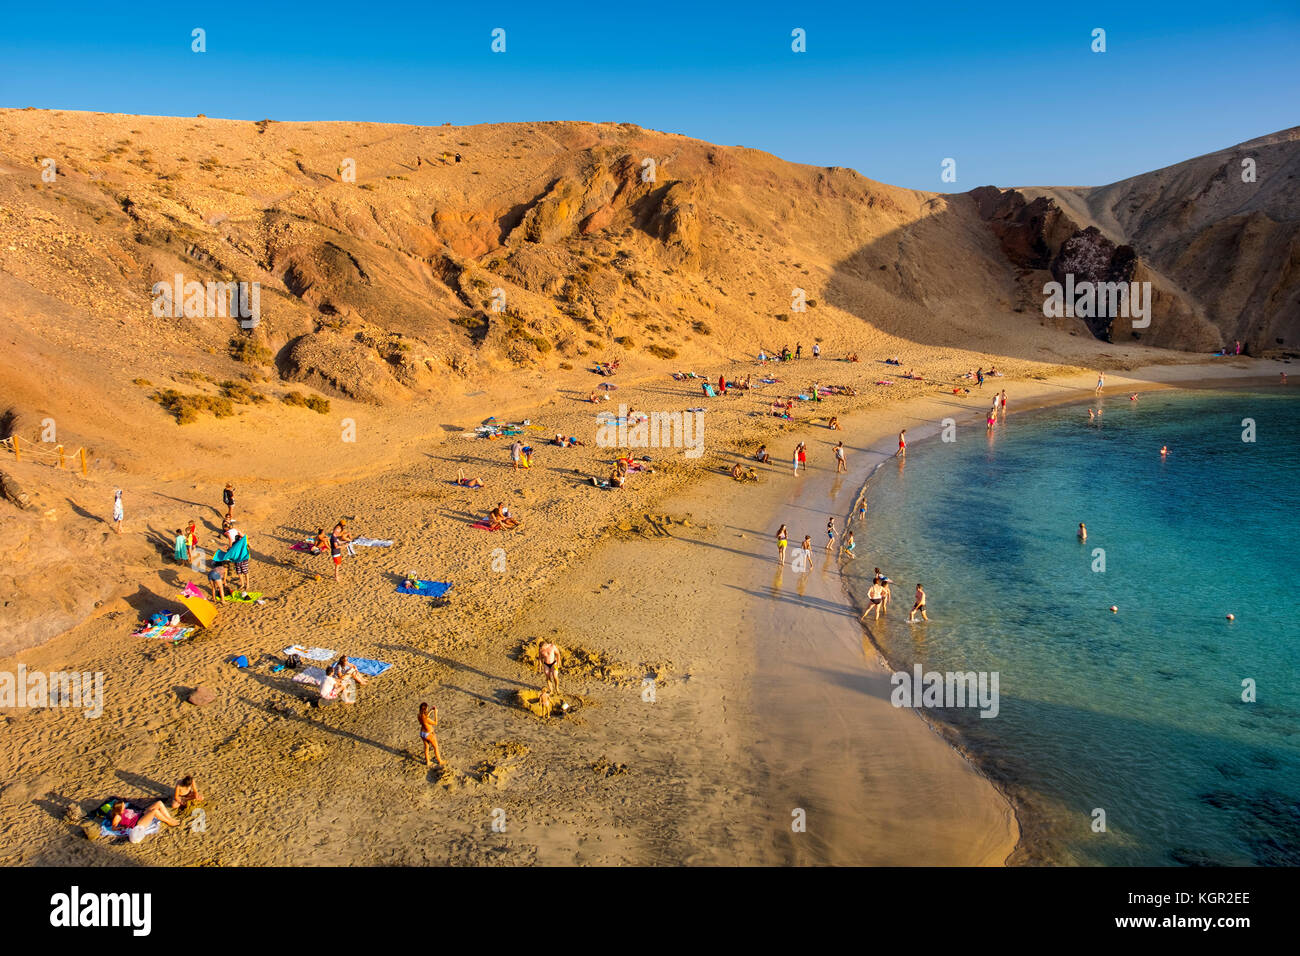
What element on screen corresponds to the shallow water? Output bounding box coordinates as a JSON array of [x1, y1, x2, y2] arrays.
[[847, 387, 1300, 866]]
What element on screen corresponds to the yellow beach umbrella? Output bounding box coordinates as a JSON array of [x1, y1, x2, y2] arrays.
[[178, 595, 217, 628]]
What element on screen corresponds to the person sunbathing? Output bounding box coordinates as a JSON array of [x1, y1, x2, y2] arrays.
[[456, 469, 484, 487], [609, 469, 626, 488], [111, 799, 180, 843]]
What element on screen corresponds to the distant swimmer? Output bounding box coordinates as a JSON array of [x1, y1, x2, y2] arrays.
[[862, 580, 887, 621], [1078, 522, 1087, 541], [1088, 408, 1095, 421], [1282, 372, 1288, 385], [896, 429, 907, 458], [776, 524, 789, 565], [1129, 393, 1138, 401], [908, 584, 928, 623], [1160, 445, 1168, 457]]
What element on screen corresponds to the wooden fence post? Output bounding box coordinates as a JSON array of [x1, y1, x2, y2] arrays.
[[56, 444, 65, 469], [11, 436, 18, 463]]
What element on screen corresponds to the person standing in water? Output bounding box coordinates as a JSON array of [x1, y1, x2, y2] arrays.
[[111, 490, 124, 533], [418, 702, 443, 768], [862, 579, 887, 620], [1096, 372, 1105, 393], [909, 584, 929, 623], [842, 530, 856, 556], [1078, 522, 1087, 541], [999, 389, 1007, 420], [896, 430, 907, 458], [776, 524, 789, 565], [797, 442, 807, 474]]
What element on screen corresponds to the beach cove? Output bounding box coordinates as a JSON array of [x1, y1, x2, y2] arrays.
[[0, 358, 1287, 865]]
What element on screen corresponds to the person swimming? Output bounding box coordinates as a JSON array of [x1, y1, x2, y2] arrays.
[[1078, 522, 1087, 541]]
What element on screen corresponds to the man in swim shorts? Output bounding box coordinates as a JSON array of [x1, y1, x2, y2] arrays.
[[909, 584, 928, 622], [537, 640, 561, 695], [862, 580, 887, 620]]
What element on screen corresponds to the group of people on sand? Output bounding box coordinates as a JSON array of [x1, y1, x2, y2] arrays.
[[758, 342, 821, 363], [107, 775, 204, 844], [306, 519, 353, 582]]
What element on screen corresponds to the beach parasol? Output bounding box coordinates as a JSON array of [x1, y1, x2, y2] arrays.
[[178, 595, 218, 628]]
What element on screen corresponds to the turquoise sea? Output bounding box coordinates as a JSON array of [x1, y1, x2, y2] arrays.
[[847, 386, 1300, 865]]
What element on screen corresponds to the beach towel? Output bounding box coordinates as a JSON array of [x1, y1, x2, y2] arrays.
[[292, 666, 327, 687], [702, 383, 717, 397], [133, 623, 197, 644], [221, 591, 263, 604], [395, 580, 452, 597], [214, 535, 250, 564], [98, 817, 160, 842], [348, 657, 393, 677], [875, 380, 896, 386], [181, 582, 203, 598], [289, 542, 316, 552], [471, 521, 498, 531], [352, 538, 393, 547], [281, 645, 336, 661]]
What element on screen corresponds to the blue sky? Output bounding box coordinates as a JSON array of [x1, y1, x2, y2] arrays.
[[2, 1, 1296, 190]]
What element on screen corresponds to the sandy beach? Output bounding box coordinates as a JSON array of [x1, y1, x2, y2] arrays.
[[1, 345, 1284, 866]]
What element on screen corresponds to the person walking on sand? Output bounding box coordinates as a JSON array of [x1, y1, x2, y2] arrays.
[[862, 579, 887, 621], [812, 343, 820, 359], [537, 640, 561, 695], [834, 440, 847, 473], [792, 442, 802, 476], [776, 524, 789, 565], [797, 442, 807, 474], [111, 490, 124, 533], [800, 535, 813, 569], [976, 368, 984, 388], [1096, 372, 1105, 393], [718, 373, 727, 396], [895, 430, 907, 458], [418, 702, 443, 768], [908, 584, 929, 623], [222, 483, 235, 518], [825, 516, 837, 553]]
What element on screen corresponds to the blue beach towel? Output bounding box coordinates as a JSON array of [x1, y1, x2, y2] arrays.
[[395, 580, 452, 597], [347, 657, 393, 678]]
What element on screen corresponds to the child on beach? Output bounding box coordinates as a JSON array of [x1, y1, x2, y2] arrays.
[[909, 584, 928, 623], [801, 535, 813, 569], [842, 531, 856, 556], [112, 490, 124, 533], [834, 441, 847, 473], [826, 516, 837, 553], [755, 444, 770, 464], [776, 524, 788, 565], [173, 529, 189, 564], [418, 702, 443, 768]]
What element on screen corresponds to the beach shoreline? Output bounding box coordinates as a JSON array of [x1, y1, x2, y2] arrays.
[[0, 356, 1289, 866]]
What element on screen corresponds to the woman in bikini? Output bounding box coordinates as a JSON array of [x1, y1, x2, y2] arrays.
[[111, 799, 180, 844], [418, 702, 443, 768], [456, 469, 485, 488], [776, 524, 789, 565]]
